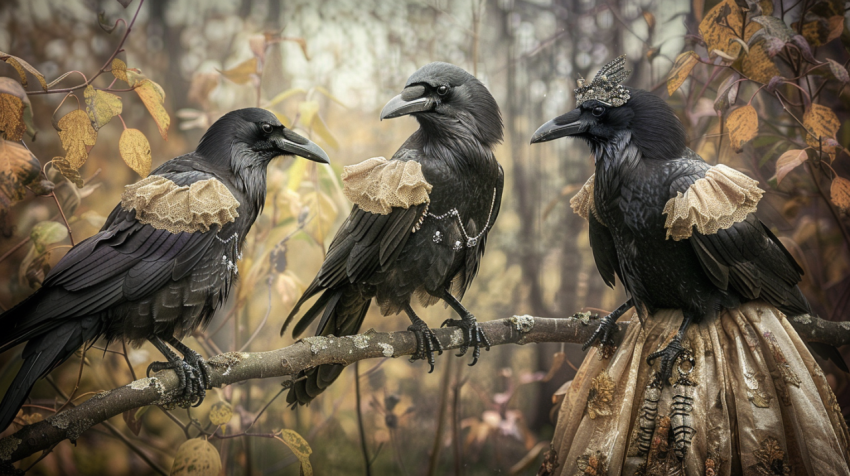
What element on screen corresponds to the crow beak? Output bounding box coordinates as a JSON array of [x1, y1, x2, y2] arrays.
[[380, 85, 434, 120], [275, 128, 330, 164], [530, 108, 588, 144]]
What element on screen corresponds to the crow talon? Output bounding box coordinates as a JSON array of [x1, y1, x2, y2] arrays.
[[646, 340, 685, 384], [408, 322, 443, 371], [442, 316, 488, 366], [582, 314, 619, 352]]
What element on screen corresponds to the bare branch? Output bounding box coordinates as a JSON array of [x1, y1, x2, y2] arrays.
[[0, 312, 847, 464]]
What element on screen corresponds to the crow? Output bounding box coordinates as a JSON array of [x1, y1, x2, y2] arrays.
[[530, 56, 847, 381], [281, 62, 504, 406], [0, 108, 329, 431]]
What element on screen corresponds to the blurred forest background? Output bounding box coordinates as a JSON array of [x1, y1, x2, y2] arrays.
[[0, 0, 848, 474]]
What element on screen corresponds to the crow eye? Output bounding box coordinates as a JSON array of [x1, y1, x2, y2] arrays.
[[592, 106, 605, 117], [436, 85, 449, 96], [261, 123, 273, 134]]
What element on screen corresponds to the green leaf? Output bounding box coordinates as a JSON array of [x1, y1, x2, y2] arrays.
[[30, 221, 68, 253]]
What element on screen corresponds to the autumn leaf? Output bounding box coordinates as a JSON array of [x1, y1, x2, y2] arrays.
[[749, 15, 796, 44], [52, 157, 84, 188], [218, 58, 258, 85], [727, 105, 758, 152], [826, 58, 849, 83], [276, 429, 313, 476], [667, 51, 699, 96], [30, 221, 68, 254], [111, 58, 127, 83], [803, 103, 840, 159], [714, 72, 740, 112], [699, 0, 765, 59], [208, 401, 232, 434], [57, 109, 97, 168], [170, 438, 222, 476], [642, 11, 656, 30], [266, 88, 307, 108], [119, 128, 152, 177], [298, 101, 338, 149], [134, 79, 170, 140], [0, 51, 47, 90], [84, 85, 122, 130], [798, 15, 844, 46], [0, 139, 41, 205], [188, 72, 219, 106], [741, 40, 781, 84], [0, 77, 34, 140], [830, 176, 850, 211], [773, 149, 808, 184]]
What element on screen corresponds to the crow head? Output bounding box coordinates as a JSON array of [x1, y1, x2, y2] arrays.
[[197, 108, 329, 169], [380, 62, 503, 147]]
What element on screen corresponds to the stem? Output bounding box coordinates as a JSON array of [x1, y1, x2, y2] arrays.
[[427, 358, 452, 476], [49, 192, 75, 246], [122, 339, 137, 381], [355, 361, 372, 476]]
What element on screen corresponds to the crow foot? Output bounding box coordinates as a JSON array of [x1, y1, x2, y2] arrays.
[[582, 313, 619, 356], [169, 340, 211, 399], [146, 358, 206, 407], [441, 315, 491, 366], [646, 338, 686, 384], [408, 321, 443, 373]]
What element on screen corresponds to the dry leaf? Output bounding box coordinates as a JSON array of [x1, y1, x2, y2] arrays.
[[134, 80, 170, 140], [119, 128, 152, 177], [0, 51, 47, 90], [826, 58, 849, 83], [208, 401, 232, 429], [773, 149, 808, 184], [0, 93, 25, 141], [52, 157, 84, 188], [830, 176, 850, 211], [803, 103, 840, 159], [57, 109, 97, 168], [741, 41, 781, 83], [276, 429, 313, 476], [727, 105, 758, 152], [30, 221, 68, 253], [84, 85, 122, 130], [714, 72, 740, 112], [111, 58, 128, 83], [170, 438, 222, 476], [188, 72, 219, 106], [699, 0, 763, 59], [218, 58, 258, 85], [667, 51, 699, 96], [642, 11, 656, 30], [0, 139, 41, 204], [123, 408, 143, 436]]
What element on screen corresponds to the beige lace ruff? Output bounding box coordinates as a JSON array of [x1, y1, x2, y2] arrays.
[[546, 303, 850, 476], [570, 174, 604, 226], [341, 157, 432, 215], [121, 175, 240, 233], [662, 164, 763, 241]]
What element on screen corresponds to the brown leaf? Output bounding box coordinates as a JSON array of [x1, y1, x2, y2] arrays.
[[741, 41, 781, 83], [57, 109, 97, 168], [826, 58, 849, 83], [218, 58, 259, 85], [122, 408, 143, 436], [52, 157, 84, 188], [714, 72, 741, 112], [170, 438, 222, 476], [803, 103, 840, 159], [773, 149, 808, 184], [188, 72, 219, 106], [699, 0, 763, 59], [830, 176, 850, 211], [84, 85, 122, 130], [0, 93, 25, 141], [111, 58, 127, 83], [119, 128, 152, 177], [799, 15, 844, 46], [727, 105, 758, 152], [0, 51, 47, 90], [133, 80, 170, 140], [642, 11, 656, 30], [0, 139, 41, 204], [667, 51, 700, 96]]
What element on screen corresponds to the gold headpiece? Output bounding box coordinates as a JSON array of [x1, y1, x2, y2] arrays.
[[574, 55, 632, 107]]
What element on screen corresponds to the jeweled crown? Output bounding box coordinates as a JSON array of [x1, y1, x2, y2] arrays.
[[574, 55, 632, 107]]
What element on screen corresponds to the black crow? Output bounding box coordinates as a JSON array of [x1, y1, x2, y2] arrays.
[[0, 108, 329, 431], [530, 56, 846, 381], [281, 62, 504, 405]]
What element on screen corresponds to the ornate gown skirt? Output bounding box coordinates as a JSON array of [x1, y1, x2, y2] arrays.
[[546, 302, 850, 476]]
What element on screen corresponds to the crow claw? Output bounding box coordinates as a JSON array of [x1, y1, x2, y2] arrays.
[[442, 315, 489, 366], [408, 322, 443, 372], [646, 339, 685, 384], [582, 314, 619, 352]]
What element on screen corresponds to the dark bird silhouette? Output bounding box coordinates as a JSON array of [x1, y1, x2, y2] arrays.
[[281, 62, 504, 405], [530, 56, 847, 382], [0, 108, 329, 431]]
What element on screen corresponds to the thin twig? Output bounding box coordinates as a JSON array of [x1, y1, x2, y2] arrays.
[[355, 361, 372, 476], [49, 192, 75, 246]]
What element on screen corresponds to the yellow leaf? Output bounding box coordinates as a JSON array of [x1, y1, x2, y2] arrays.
[[699, 0, 767, 59], [84, 85, 122, 130], [298, 101, 319, 129], [218, 58, 258, 85], [0, 139, 41, 204], [667, 51, 699, 96], [830, 176, 850, 211], [727, 105, 758, 153], [111, 58, 127, 83], [312, 86, 347, 108], [803, 103, 840, 159], [134, 80, 170, 140], [57, 109, 97, 169], [208, 401, 232, 427], [266, 88, 307, 108], [119, 129, 152, 177], [0, 51, 47, 90], [287, 159, 307, 191], [276, 429, 313, 476], [52, 157, 84, 188], [773, 149, 808, 184], [305, 189, 338, 246], [0, 93, 25, 141], [310, 115, 338, 150], [741, 41, 780, 84], [170, 438, 221, 476]]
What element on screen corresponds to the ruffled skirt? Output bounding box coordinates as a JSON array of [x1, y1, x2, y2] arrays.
[[546, 302, 850, 476]]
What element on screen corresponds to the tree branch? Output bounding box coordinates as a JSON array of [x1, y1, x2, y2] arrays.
[[1, 313, 847, 464]]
